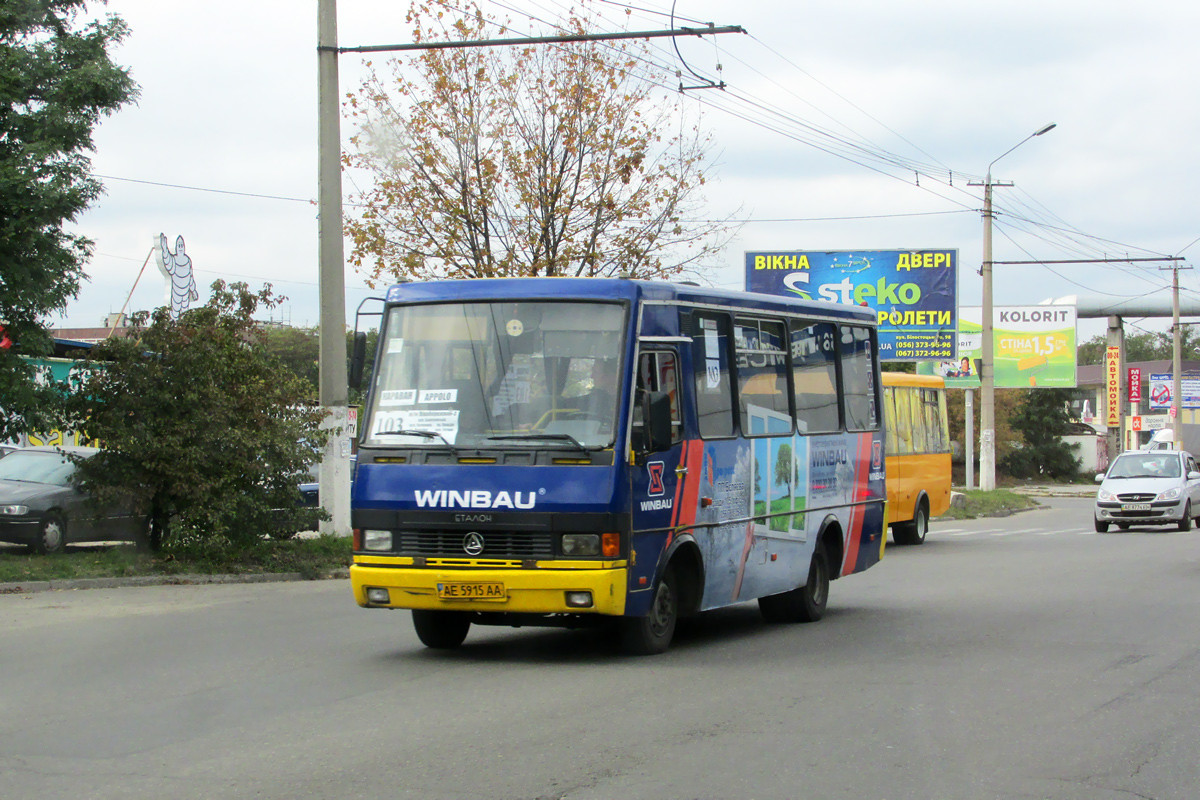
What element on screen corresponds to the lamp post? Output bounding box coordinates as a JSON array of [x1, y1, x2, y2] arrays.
[[978, 123, 1056, 491]]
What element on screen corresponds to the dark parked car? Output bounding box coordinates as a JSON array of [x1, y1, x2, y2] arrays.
[[0, 446, 144, 553]]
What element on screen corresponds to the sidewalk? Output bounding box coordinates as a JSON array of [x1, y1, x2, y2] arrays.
[[1005, 483, 1096, 498]]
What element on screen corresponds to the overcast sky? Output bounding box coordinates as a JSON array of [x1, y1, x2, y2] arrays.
[[55, 0, 1200, 343]]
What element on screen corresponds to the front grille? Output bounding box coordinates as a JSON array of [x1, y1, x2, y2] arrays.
[[395, 530, 555, 558], [1116, 493, 1157, 502]]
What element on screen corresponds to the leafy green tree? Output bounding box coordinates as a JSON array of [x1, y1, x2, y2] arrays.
[[343, 0, 734, 284], [0, 1, 137, 440], [1000, 388, 1081, 480], [1077, 328, 1200, 366], [66, 283, 329, 551], [261, 325, 379, 405]]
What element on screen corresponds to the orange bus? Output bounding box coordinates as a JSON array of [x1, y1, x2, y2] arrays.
[[881, 372, 951, 545]]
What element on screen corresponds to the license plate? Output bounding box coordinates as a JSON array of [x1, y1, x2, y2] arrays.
[[437, 582, 506, 600], [1121, 503, 1151, 511]]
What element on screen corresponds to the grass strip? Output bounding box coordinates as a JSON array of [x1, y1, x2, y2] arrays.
[[936, 489, 1040, 521], [0, 535, 352, 584]]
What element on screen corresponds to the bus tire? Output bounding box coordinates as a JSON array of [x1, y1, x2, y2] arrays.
[[757, 539, 829, 624], [412, 610, 471, 649], [893, 499, 928, 546], [621, 565, 677, 655]]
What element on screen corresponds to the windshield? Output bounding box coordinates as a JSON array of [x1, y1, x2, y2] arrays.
[[0, 450, 79, 486], [1108, 453, 1182, 479], [364, 300, 627, 449]]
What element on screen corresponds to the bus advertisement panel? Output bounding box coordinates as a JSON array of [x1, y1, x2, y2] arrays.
[[348, 278, 887, 655], [745, 249, 958, 362], [916, 305, 1077, 388]]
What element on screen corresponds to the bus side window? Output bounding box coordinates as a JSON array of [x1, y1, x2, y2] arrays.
[[883, 386, 899, 455], [690, 313, 735, 438], [841, 325, 879, 431], [790, 320, 840, 433], [735, 317, 791, 436], [634, 351, 682, 444]]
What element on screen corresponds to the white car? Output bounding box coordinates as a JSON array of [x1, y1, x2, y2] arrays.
[[1094, 449, 1200, 532]]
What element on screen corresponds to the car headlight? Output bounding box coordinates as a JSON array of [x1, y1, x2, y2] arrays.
[[561, 533, 601, 556], [0, 505, 29, 516], [363, 529, 393, 551], [1096, 489, 1116, 502], [1156, 487, 1181, 501]]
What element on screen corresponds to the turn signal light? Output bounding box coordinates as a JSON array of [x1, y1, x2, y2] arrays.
[[601, 532, 620, 558], [352, 528, 362, 550]]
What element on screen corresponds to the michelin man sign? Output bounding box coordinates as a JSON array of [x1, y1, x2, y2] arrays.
[[155, 233, 199, 319]]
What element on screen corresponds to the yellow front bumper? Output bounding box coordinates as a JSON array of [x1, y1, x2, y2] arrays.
[[350, 557, 628, 615]]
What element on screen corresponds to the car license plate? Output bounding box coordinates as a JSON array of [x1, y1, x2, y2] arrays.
[[1121, 503, 1151, 511], [437, 582, 505, 600]]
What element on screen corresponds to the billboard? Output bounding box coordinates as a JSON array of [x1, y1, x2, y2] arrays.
[[916, 305, 1077, 388], [1147, 373, 1200, 410], [745, 250, 957, 362]]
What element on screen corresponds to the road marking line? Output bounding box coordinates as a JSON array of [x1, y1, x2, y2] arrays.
[[990, 528, 1038, 536], [934, 528, 964, 534]]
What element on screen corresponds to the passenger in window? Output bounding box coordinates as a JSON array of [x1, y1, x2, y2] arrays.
[[573, 358, 619, 419]]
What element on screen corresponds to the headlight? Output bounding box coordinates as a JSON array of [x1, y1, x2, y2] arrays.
[[561, 533, 600, 556], [1096, 489, 1115, 502], [0, 505, 29, 515], [363, 529, 393, 551], [1156, 487, 1181, 501]]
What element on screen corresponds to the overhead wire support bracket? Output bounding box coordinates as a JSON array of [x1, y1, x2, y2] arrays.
[[324, 24, 746, 55]]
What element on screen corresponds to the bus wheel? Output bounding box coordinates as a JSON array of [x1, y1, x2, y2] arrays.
[[758, 540, 829, 624], [621, 565, 677, 655], [893, 503, 928, 545], [412, 610, 471, 649]]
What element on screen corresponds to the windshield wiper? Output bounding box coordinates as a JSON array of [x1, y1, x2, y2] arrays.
[[487, 433, 590, 451], [374, 429, 451, 446]]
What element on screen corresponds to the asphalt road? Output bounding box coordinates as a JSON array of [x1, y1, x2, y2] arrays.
[[2, 497, 1199, 800]]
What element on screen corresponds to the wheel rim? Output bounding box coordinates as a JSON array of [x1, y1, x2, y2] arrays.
[[648, 579, 675, 638], [42, 520, 63, 551], [916, 510, 927, 540]]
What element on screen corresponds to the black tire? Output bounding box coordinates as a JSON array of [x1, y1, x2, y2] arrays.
[[32, 513, 66, 555], [412, 610, 471, 649], [893, 503, 928, 546], [758, 539, 830, 624], [1117, 523, 1130, 531], [621, 565, 678, 655], [1178, 502, 1192, 532], [1094, 518, 1109, 533]]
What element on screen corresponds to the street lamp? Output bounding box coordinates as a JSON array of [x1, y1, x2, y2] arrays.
[[978, 122, 1056, 491]]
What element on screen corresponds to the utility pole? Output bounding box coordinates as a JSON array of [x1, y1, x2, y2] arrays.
[[317, 0, 350, 535], [1164, 262, 1194, 446], [968, 123, 1056, 491]]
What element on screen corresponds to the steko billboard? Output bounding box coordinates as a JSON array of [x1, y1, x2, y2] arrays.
[[745, 250, 957, 362]]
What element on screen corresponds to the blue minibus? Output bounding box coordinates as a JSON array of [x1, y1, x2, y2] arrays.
[[349, 278, 886, 654]]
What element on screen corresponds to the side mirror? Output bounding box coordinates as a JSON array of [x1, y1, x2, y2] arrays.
[[640, 391, 673, 455], [1188, 471, 1200, 481], [349, 332, 367, 391], [1094, 473, 1105, 483]]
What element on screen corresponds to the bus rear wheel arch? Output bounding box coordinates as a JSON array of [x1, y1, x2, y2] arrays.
[[758, 538, 830, 624]]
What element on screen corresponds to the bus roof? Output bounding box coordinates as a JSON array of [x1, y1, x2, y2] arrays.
[[881, 372, 946, 389], [382, 277, 878, 324]]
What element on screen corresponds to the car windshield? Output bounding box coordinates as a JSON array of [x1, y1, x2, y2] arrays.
[[0, 450, 79, 486], [1108, 453, 1182, 479], [364, 300, 627, 449]]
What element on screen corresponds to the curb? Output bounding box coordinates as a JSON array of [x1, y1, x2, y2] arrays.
[[0, 567, 350, 595]]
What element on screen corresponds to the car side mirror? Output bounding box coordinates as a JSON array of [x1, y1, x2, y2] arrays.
[[349, 331, 367, 391], [1094, 473, 1105, 483], [639, 391, 673, 455], [1189, 471, 1200, 481]]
